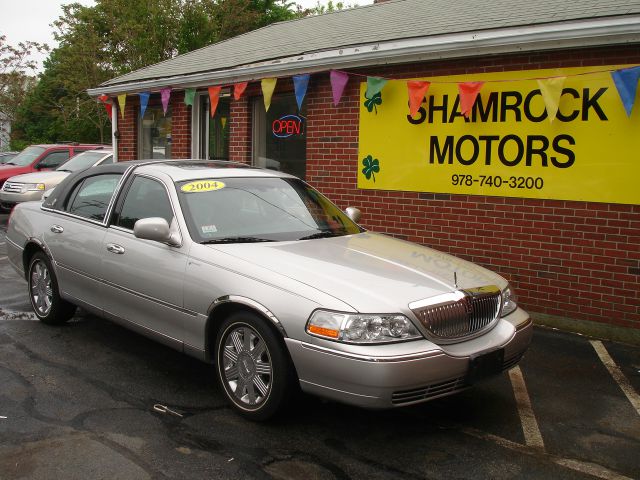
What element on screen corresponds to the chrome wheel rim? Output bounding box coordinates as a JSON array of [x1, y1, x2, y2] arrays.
[[30, 260, 53, 316], [221, 325, 272, 408]]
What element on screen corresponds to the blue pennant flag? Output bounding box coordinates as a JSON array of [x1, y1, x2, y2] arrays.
[[293, 74, 310, 111], [611, 66, 640, 117], [138, 92, 151, 118]]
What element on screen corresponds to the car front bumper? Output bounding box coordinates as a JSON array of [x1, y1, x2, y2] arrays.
[[286, 310, 533, 409], [0, 190, 43, 208]]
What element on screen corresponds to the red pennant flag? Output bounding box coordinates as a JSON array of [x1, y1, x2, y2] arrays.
[[234, 82, 248, 100], [104, 103, 112, 119], [208, 86, 222, 118], [458, 81, 485, 118], [407, 81, 430, 117]]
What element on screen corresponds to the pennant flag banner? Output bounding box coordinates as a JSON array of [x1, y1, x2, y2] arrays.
[[98, 94, 112, 119], [261, 78, 277, 111], [407, 80, 431, 117], [234, 82, 248, 100], [458, 81, 484, 118], [138, 92, 150, 118], [208, 86, 222, 118], [365, 76, 388, 99], [184, 88, 196, 106], [611, 66, 640, 117], [330, 70, 349, 106], [160, 88, 171, 115], [293, 74, 310, 110], [117, 94, 127, 119], [537, 77, 566, 122]]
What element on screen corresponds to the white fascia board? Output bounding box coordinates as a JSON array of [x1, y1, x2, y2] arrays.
[[88, 16, 640, 97]]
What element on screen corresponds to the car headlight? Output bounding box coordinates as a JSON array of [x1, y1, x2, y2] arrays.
[[306, 310, 422, 344], [25, 183, 46, 192], [501, 285, 518, 317]]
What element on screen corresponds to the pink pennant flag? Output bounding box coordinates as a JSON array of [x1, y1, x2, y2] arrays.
[[208, 86, 222, 118], [234, 82, 248, 100], [407, 81, 430, 117], [160, 87, 171, 115], [330, 70, 349, 106], [458, 82, 485, 118]]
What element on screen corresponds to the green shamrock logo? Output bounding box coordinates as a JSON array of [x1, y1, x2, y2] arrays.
[[362, 155, 380, 182], [364, 92, 382, 113]]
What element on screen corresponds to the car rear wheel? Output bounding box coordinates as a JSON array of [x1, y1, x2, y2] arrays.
[[215, 311, 295, 421], [28, 252, 76, 325]]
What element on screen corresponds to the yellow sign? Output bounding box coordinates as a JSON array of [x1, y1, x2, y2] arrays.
[[358, 65, 640, 205], [181, 180, 226, 193]]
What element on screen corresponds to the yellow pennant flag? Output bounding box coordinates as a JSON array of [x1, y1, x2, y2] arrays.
[[537, 77, 566, 122], [221, 117, 227, 129], [117, 94, 127, 119], [261, 78, 277, 112]]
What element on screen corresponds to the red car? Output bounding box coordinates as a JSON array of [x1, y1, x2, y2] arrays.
[[0, 144, 105, 191]]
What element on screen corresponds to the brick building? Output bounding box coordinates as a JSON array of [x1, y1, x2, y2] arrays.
[[89, 0, 640, 343]]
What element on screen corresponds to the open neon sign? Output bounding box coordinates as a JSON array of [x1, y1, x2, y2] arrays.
[[272, 115, 304, 138]]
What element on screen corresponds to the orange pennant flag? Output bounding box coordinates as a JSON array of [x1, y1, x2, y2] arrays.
[[458, 82, 485, 118], [234, 82, 248, 101], [407, 81, 431, 117], [208, 86, 222, 118]]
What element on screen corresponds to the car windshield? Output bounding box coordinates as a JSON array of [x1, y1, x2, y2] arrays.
[[0, 153, 16, 164], [5, 146, 45, 166], [177, 177, 363, 243], [57, 151, 109, 172]]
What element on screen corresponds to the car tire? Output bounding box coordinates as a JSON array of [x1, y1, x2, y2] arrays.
[[215, 311, 295, 421], [28, 252, 76, 325]]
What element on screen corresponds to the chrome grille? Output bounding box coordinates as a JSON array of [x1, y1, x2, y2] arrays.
[[410, 286, 501, 341], [2, 181, 23, 193], [391, 376, 468, 405]]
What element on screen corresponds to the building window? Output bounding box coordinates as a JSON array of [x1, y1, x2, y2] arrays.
[[193, 92, 230, 160], [139, 105, 172, 159], [253, 94, 307, 179]]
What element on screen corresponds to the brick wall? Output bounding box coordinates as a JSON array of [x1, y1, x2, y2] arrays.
[[117, 44, 640, 330]]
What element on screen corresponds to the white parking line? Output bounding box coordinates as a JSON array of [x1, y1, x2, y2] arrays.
[[0, 256, 7, 261], [590, 340, 640, 416], [509, 365, 545, 450]]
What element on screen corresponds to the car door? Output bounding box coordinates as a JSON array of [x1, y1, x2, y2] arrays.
[[43, 172, 123, 311], [100, 174, 189, 348]]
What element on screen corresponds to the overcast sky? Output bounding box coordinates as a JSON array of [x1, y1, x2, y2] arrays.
[[1, 0, 374, 71]]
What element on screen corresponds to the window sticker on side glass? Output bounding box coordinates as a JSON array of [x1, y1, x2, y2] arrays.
[[181, 180, 225, 193]]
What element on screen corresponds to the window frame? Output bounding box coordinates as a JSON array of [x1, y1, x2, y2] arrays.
[[36, 149, 70, 169]]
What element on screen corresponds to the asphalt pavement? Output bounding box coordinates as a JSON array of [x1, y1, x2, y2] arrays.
[[1, 212, 639, 480]]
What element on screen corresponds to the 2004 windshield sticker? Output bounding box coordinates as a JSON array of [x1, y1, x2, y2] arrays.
[[181, 180, 226, 193], [358, 65, 640, 205]]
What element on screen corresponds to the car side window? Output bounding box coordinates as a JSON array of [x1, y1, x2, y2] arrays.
[[66, 174, 122, 222], [114, 176, 174, 230], [38, 150, 70, 169]]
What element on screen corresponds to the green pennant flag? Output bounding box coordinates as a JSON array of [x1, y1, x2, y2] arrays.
[[365, 77, 388, 98], [184, 88, 196, 106]]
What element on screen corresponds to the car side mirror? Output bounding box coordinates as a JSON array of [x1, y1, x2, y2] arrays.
[[345, 207, 361, 223], [133, 217, 180, 246], [42, 190, 53, 201]]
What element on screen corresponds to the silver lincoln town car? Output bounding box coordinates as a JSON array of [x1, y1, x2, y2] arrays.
[[6, 160, 532, 420]]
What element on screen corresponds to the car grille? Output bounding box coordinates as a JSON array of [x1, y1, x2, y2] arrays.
[[391, 376, 468, 405], [2, 181, 23, 193], [410, 286, 501, 341]]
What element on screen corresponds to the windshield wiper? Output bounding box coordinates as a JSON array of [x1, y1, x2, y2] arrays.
[[57, 168, 72, 172], [4, 162, 16, 165], [298, 231, 343, 240], [201, 236, 275, 244]]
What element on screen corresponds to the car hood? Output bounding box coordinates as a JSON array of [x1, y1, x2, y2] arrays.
[[208, 232, 506, 313], [0, 165, 30, 179], [3, 170, 70, 185]]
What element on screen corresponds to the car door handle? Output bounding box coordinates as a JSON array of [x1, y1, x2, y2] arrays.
[[50, 225, 64, 234], [106, 243, 125, 255]]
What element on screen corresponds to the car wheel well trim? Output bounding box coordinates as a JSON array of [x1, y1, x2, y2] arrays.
[[205, 296, 288, 362], [22, 239, 53, 281]]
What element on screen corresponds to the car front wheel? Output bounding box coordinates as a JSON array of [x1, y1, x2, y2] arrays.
[[215, 311, 295, 421], [28, 252, 76, 325]]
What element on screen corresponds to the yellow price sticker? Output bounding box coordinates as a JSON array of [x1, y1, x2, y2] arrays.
[[181, 180, 226, 193]]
